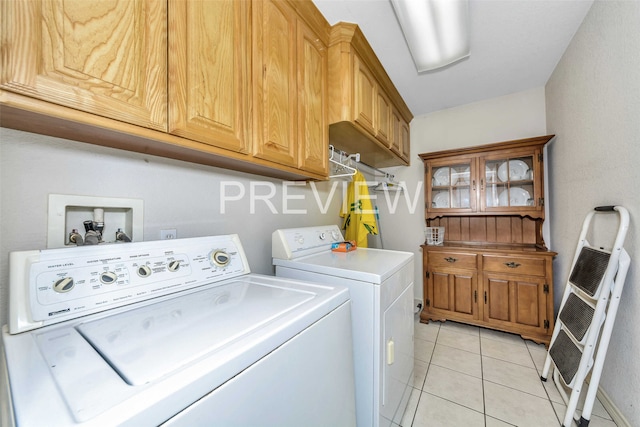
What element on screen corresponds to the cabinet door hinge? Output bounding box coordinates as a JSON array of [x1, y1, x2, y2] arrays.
[[426, 299, 430, 307], [474, 290, 477, 303], [484, 291, 487, 304], [544, 319, 550, 329], [426, 271, 430, 279], [543, 284, 549, 294], [539, 197, 545, 207], [538, 153, 543, 162]]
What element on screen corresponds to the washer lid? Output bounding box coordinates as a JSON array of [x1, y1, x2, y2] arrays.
[[76, 278, 315, 385], [273, 248, 414, 284]]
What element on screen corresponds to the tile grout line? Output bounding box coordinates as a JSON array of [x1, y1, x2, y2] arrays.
[[408, 321, 441, 427], [526, 342, 565, 425], [479, 333, 488, 427]]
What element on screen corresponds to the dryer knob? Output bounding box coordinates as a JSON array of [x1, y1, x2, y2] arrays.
[[53, 277, 74, 293], [168, 260, 181, 272], [211, 251, 231, 267]]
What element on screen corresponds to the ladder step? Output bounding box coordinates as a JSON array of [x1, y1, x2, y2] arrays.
[[569, 247, 610, 297], [559, 293, 594, 341], [549, 329, 583, 385]]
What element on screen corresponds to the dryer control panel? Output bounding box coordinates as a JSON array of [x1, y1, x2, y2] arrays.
[[272, 225, 344, 260], [8, 235, 250, 333]]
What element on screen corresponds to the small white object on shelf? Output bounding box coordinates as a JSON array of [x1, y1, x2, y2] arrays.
[[425, 227, 445, 245]]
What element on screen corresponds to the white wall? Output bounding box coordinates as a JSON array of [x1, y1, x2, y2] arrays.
[[377, 87, 548, 301], [0, 128, 343, 327], [545, 0, 640, 423]]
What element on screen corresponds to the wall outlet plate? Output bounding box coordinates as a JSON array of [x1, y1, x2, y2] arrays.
[[160, 229, 177, 240], [47, 194, 143, 248]]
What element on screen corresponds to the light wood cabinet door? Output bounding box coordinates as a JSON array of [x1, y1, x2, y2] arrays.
[[253, 0, 297, 167], [168, 0, 250, 153], [376, 90, 391, 146], [353, 54, 376, 135], [479, 148, 544, 216], [391, 107, 410, 162], [400, 120, 411, 161], [483, 273, 550, 337], [1, 0, 167, 130], [297, 20, 328, 175], [426, 269, 478, 322]]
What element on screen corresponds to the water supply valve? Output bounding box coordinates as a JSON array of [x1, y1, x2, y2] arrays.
[[115, 228, 132, 242], [69, 229, 84, 246]]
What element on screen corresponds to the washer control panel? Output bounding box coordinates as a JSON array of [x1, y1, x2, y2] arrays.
[[272, 225, 344, 260], [15, 235, 250, 327]]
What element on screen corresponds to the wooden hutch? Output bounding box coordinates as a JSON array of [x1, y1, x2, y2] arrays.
[[419, 135, 556, 345]]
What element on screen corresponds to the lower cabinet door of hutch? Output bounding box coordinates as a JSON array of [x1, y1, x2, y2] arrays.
[[483, 274, 549, 337], [428, 270, 478, 322]]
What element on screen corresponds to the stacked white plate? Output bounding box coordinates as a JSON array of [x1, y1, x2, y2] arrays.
[[498, 160, 529, 181]]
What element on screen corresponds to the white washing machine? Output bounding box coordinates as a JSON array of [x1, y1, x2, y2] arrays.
[[272, 226, 414, 427], [1, 234, 357, 427]]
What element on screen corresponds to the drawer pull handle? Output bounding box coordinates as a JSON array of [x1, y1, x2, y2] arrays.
[[444, 257, 457, 263], [504, 262, 521, 268]]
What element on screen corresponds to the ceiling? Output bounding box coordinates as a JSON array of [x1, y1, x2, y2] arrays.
[[313, 0, 594, 117]]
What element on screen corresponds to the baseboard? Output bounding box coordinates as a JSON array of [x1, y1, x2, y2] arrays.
[[597, 386, 631, 427]]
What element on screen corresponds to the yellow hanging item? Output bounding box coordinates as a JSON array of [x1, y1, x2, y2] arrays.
[[340, 171, 378, 247]]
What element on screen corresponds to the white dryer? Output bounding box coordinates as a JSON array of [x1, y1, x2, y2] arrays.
[[272, 225, 414, 427], [2, 235, 357, 426]]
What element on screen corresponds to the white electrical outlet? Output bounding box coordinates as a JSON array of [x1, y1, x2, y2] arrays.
[[160, 229, 177, 240]]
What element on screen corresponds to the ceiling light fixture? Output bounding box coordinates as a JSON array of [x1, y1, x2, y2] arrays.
[[390, 0, 470, 72]]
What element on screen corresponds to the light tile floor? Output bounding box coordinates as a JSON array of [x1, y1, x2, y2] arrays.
[[400, 318, 617, 427]]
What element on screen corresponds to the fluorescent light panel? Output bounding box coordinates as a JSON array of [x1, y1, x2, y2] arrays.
[[391, 0, 470, 72]]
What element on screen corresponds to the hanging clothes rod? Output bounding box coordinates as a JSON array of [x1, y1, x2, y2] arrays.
[[328, 145, 358, 178], [328, 145, 397, 181]]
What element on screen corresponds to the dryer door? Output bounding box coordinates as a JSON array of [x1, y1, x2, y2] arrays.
[[381, 282, 414, 425]]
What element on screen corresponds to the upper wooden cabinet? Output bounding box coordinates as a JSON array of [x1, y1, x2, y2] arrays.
[[168, 0, 250, 153], [327, 23, 413, 168], [420, 135, 554, 220], [0, 0, 167, 131], [0, 0, 330, 181], [252, 0, 329, 175]]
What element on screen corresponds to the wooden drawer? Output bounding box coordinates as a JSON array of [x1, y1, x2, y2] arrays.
[[428, 251, 477, 270], [482, 255, 546, 277]]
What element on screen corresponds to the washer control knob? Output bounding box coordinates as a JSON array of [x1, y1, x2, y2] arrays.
[[168, 260, 181, 272], [100, 271, 118, 285], [211, 251, 231, 267], [331, 230, 341, 241], [137, 265, 152, 277], [319, 232, 326, 240], [53, 277, 74, 293]]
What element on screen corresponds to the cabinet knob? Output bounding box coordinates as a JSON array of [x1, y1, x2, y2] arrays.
[[444, 257, 457, 263], [504, 261, 521, 268]]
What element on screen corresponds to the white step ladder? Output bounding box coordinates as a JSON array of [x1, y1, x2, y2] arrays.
[[541, 206, 630, 427]]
